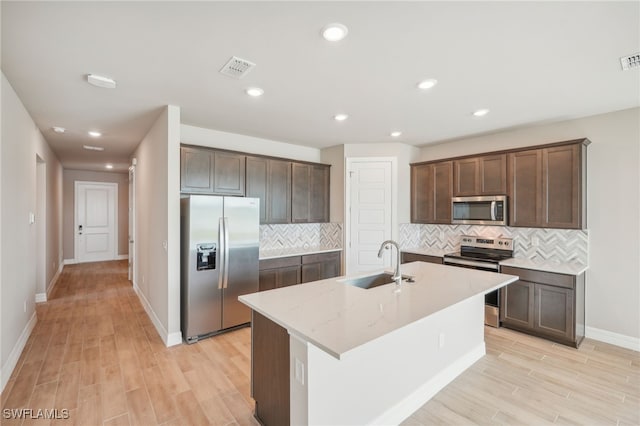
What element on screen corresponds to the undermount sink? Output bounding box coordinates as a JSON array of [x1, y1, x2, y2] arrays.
[[340, 273, 413, 290]]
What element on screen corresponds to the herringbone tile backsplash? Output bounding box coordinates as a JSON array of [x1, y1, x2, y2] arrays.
[[399, 224, 588, 264], [260, 223, 343, 250]]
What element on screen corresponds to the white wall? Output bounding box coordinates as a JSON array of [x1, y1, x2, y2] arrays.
[[1, 73, 63, 391], [419, 107, 640, 342], [132, 105, 181, 347], [181, 124, 321, 163]]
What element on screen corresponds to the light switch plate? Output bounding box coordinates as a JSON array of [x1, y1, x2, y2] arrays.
[[295, 358, 305, 385], [29, 212, 35, 224]]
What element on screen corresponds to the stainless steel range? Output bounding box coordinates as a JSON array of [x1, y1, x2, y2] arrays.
[[443, 235, 513, 327]]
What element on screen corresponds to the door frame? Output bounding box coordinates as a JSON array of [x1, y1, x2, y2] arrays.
[[74, 181, 118, 263], [345, 157, 397, 274], [36, 155, 47, 301], [128, 164, 136, 284]]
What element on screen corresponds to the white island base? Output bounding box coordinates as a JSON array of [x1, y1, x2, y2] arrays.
[[289, 294, 485, 425]]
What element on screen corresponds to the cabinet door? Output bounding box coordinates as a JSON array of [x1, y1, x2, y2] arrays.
[[454, 158, 479, 196], [542, 144, 581, 229], [433, 161, 453, 224], [213, 151, 245, 196], [277, 266, 301, 288], [500, 280, 535, 329], [309, 165, 330, 223], [258, 269, 277, 292], [534, 283, 574, 341], [479, 154, 507, 195], [291, 163, 310, 223], [321, 256, 341, 279], [410, 164, 433, 223], [246, 157, 268, 223], [301, 263, 321, 283], [508, 149, 542, 227], [180, 147, 214, 193], [268, 159, 292, 223]]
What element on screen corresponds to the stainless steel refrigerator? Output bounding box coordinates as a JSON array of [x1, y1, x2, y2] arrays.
[[180, 195, 259, 343]]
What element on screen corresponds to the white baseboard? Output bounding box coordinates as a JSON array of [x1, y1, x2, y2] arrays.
[[35, 293, 47, 303], [586, 326, 640, 352], [133, 286, 181, 348], [63, 259, 76, 265], [64, 255, 127, 264], [46, 262, 64, 298], [372, 343, 486, 425], [116, 254, 129, 260], [1, 312, 37, 393]]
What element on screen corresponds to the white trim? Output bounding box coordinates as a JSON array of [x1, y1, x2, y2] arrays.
[[1, 312, 37, 393], [344, 157, 397, 275], [116, 254, 129, 260], [46, 262, 64, 298], [371, 343, 486, 426], [74, 181, 118, 263], [35, 293, 47, 303], [133, 285, 182, 347], [63, 259, 77, 265], [586, 326, 640, 352]]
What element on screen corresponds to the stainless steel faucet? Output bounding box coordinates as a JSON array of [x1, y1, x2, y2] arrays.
[[377, 240, 402, 282]]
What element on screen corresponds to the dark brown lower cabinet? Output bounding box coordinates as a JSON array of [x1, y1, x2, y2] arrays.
[[259, 251, 341, 291], [400, 252, 443, 265], [251, 311, 289, 426], [500, 266, 585, 348]]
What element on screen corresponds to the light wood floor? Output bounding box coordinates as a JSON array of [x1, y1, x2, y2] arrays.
[[1, 261, 638, 425]]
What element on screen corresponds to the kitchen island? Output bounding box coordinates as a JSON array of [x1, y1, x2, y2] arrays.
[[239, 261, 518, 426]]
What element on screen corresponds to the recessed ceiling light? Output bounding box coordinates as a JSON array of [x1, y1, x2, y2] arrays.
[[417, 79, 438, 90], [52, 126, 66, 134], [87, 74, 117, 89], [322, 23, 349, 42], [83, 145, 104, 151], [105, 164, 114, 169], [390, 131, 402, 138], [88, 131, 102, 137], [246, 87, 264, 97], [334, 114, 349, 121], [472, 108, 490, 117]]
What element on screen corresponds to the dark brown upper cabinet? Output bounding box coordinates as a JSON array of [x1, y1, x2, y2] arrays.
[[453, 154, 506, 196], [291, 163, 330, 223], [509, 141, 587, 229], [246, 157, 292, 224], [410, 161, 453, 224], [180, 146, 245, 196]]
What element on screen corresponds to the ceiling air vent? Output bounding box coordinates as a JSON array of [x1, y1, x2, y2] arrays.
[[219, 56, 256, 79], [620, 53, 640, 70]]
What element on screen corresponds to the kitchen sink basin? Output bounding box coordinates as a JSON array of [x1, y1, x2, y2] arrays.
[[339, 273, 413, 290]]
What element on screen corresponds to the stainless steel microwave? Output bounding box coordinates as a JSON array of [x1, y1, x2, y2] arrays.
[[451, 195, 508, 226]]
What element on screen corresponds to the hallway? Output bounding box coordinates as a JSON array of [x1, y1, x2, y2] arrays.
[[1, 261, 258, 425]]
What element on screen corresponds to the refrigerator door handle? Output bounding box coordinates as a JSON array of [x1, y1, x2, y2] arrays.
[[217, 217, 225, 290], [223, 217, 230, 289]]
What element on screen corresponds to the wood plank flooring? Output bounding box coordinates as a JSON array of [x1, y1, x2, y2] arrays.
[[1, 260, 638, 425]]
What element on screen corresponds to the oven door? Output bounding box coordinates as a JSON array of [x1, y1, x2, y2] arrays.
[[451, 195, 507, 226], [443, 258, 501, 328]]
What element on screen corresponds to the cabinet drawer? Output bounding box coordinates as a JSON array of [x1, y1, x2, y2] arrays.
[[259, 256, 301, 270], [501, 266, 574, 289], [302, 251, 340, 264], [401, 253, 443, 264]]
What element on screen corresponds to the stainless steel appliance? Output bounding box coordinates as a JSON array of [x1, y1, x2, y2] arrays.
[[443, 235, 513, 327], [180, 195, 259, 343], [452, 195, 508, 226]]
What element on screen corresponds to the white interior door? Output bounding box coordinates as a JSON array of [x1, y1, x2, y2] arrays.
[[128, 166, 135, 282], [75, 181, 117, 263], [347, 160, 393, 274]]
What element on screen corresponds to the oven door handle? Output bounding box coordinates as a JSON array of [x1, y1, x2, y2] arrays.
[[490, 201, 497, 221], [444, 258, 500, 271]]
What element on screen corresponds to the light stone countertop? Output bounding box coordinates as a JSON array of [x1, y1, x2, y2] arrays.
[[239, 261, 518, 359], [401, 247, 450, 257], [499, 258, 588, 275], [259, 246, 342, 260]]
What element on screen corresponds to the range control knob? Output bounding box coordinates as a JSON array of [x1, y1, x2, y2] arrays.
[[498, 241, 503, 245], [504, 241, 510, 246]]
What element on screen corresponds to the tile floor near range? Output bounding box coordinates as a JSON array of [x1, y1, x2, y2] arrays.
[[1, 260, 638, 425]]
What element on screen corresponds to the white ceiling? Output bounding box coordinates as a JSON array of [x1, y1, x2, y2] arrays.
[[2, 1, 639, 172]]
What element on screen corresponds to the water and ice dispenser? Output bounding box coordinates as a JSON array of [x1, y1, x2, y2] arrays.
[[196, 243, 216, 270]]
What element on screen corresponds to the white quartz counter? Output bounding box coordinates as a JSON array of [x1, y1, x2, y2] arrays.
[[259, 246, 342, 260], [499, 258, 588, 275], [401, 247, 448, 257], [239, 261, 518, 359]]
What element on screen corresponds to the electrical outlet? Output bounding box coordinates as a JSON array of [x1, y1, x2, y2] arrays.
[[295, 358, 305, 385], [23, 300, 27, 313]]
